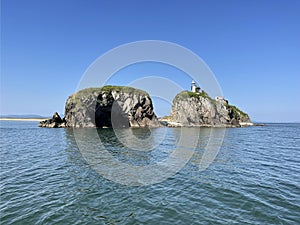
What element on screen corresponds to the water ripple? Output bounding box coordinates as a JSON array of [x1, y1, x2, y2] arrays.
[[1, 121, 300, 224]]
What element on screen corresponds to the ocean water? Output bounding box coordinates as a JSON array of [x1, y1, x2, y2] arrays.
[[0, 121, 299, 224]]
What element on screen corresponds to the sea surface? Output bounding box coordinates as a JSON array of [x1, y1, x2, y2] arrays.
[[1, 121, 299, 224]]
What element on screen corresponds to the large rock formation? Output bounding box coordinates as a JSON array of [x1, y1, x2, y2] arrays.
[[169, 90, 251, 127], [39, 86, 252, 128], [39, 86, 160, 128]]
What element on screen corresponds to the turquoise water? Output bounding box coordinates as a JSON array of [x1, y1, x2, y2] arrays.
[[1, 121, 299, 224]]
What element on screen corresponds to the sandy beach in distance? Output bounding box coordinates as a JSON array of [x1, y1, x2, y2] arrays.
[[0, 118, 47, 122]]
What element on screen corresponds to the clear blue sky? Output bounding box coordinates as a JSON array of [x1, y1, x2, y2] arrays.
[[1, 0, 299, 122]]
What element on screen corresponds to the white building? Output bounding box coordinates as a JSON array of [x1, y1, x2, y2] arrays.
[[191, 80, 200, 93]]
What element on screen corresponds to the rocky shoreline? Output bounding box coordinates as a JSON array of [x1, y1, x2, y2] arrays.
[[158, 118, 254, 128]]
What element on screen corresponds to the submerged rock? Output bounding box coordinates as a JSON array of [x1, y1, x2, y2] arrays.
[[169, 91, 251, 127]]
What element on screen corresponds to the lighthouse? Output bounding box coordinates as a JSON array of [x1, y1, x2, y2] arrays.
[[191, 80, 200, 93]]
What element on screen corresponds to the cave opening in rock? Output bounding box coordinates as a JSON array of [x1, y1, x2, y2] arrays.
[[95, 93, 130, 128], [111, 101, 130, 128]]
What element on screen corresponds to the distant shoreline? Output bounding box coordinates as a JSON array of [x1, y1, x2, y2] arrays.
[[0, 118, 47, 121]]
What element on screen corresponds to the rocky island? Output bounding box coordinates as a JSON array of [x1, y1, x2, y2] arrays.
[[39, 86, 160, 128], [164, 90, 252, 127], [39, 84, 252, 128]]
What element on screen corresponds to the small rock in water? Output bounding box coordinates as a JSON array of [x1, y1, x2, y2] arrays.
[[39, 112, 65, 128]]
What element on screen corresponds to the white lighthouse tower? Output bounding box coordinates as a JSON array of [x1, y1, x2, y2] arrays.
[[191, 80, 200, 93]]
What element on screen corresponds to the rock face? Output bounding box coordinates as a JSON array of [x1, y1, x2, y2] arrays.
[[170, 91, 251, 127], [40, 86, 160, 128], [39, 86, 252, 128], [39, 112, 66, 128]]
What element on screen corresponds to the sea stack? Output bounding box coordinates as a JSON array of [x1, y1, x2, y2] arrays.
[[169, 90, 252, 127], [39, 86, 160, 128]]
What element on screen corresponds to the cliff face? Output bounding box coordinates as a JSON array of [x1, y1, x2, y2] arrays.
[[170, 91, 251, 127], [39, 87, 251, 128], [39, 86, 160, 128]]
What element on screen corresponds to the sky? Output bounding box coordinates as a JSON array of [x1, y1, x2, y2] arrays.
[[1, 0, 300, 122]]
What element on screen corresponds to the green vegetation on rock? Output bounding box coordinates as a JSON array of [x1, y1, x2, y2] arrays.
[[161, 115, 172, 120], [71, 86, 148, 102], [225, 103, 248, 119], [174, 90, 211, 103], [68, 86, 149, 108], [74, 85, 148, 98], [99, 85, 148, 95]]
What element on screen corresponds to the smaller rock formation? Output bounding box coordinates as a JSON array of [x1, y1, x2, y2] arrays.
[[39, 112, 65, 128], [169, 90, 252, 127]]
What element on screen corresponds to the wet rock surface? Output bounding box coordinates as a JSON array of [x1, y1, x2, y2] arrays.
[[39, 112, 66, 128]]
